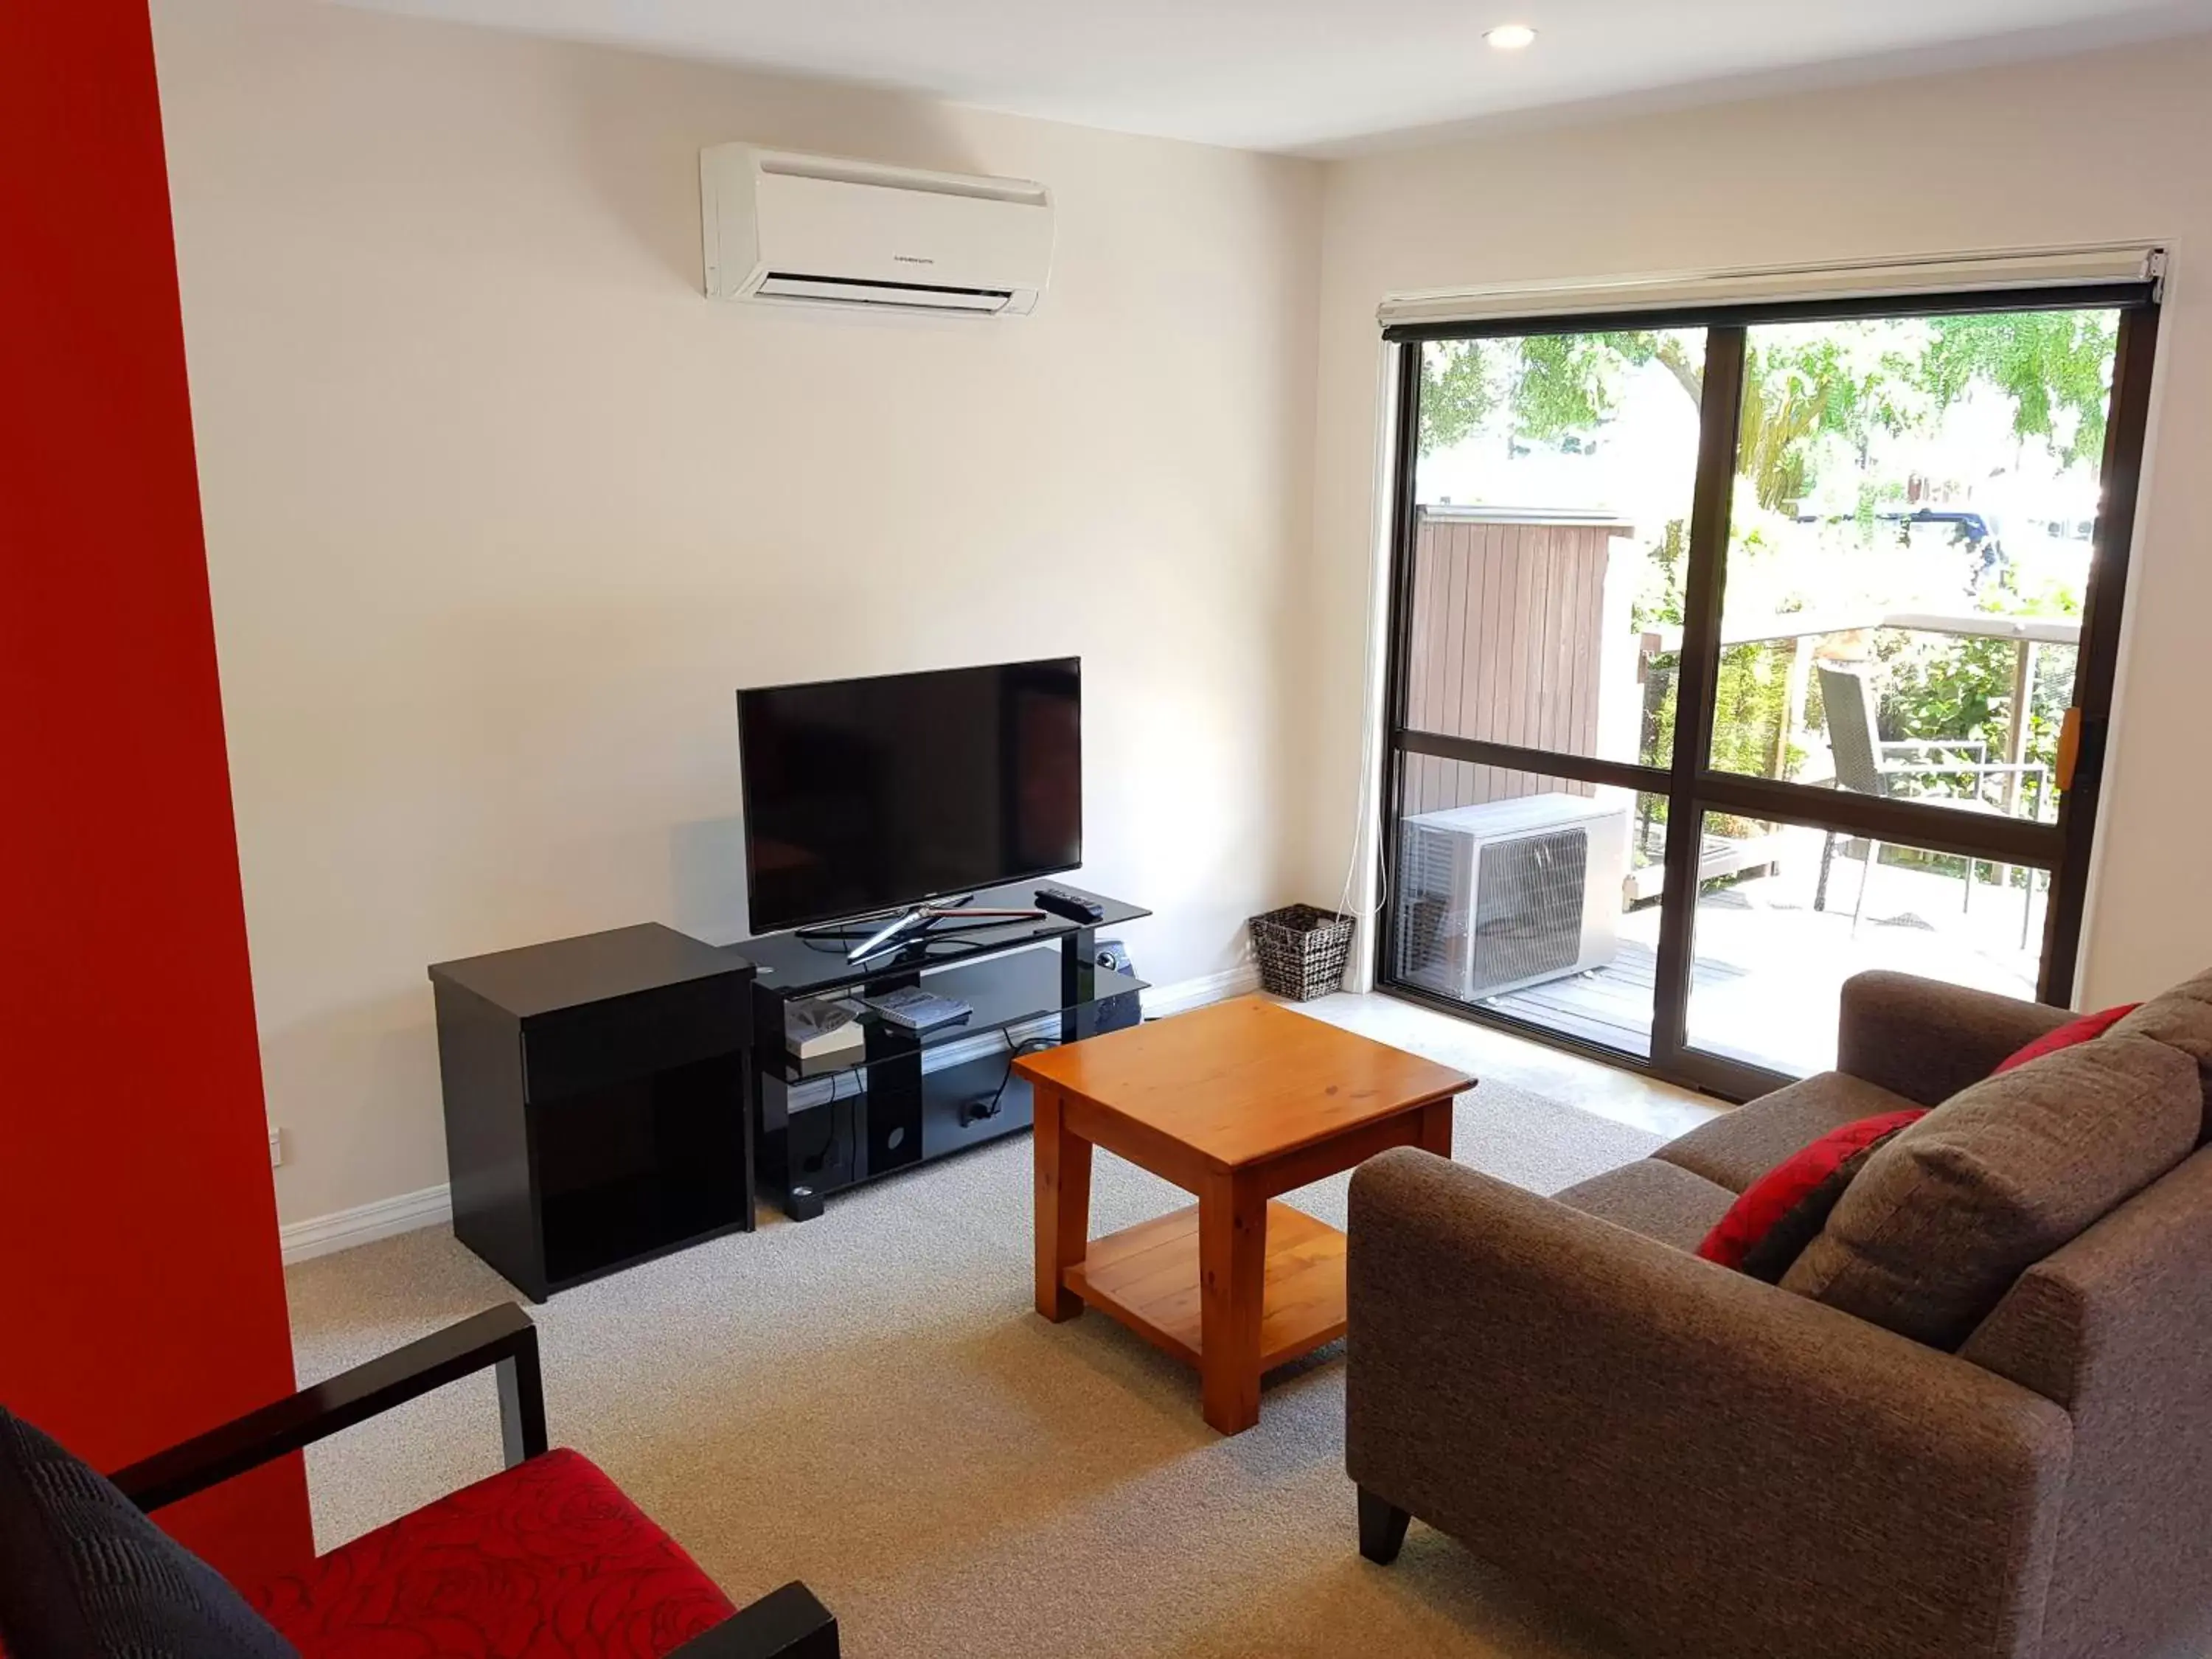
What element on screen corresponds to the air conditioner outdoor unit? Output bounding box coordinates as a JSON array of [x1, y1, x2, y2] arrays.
[[700, 145, 1053, 316], [1395, 793, 1630, 1002]]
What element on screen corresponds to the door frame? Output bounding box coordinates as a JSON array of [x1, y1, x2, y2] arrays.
[[1372, 287, 2163, 1100]]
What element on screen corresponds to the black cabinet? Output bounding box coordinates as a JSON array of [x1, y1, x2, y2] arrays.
[[428, 925, 755, 1301]]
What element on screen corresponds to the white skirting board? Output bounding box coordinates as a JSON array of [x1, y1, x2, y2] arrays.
[[1139, 961, 1260, 1018], [279, 1183, 457, 1266], [277, 962, 1263, 1266]]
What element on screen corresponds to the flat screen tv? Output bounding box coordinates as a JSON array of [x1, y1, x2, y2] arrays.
[[737, 657, 1082, 934]]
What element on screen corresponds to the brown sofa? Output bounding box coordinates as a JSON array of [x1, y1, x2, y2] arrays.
[[1346, 970, 2212, 1659]]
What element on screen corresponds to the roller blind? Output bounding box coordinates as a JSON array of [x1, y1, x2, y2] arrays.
[[1378, 243, 2164, 336]]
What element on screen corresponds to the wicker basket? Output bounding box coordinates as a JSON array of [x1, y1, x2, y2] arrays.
[[1247, 905, 1357, 1002]]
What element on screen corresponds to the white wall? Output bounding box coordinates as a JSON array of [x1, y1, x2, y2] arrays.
[[1304, 38, 2212, 1009], [151, 0, 1321, 1225], [155, 3, 2212, 1228]]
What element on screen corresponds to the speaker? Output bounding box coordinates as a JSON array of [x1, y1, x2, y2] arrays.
[[1093, 938, 1141, 1032]]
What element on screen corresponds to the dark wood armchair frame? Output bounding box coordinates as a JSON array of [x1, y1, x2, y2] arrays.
[[108, 1304, 835, 1659]]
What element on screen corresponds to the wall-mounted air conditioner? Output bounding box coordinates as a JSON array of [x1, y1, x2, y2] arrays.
[[700, 144, 1054, 317], [1395, 793, 1630, 1002]]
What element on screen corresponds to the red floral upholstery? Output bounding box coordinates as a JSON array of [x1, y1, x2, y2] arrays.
[[247, 1450, 733, 1659]]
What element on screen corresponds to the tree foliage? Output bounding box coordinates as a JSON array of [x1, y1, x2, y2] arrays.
[[1917, 311, 2117, 465], [1416, 310, 2118, 507], [1736, 332, 1920, 511]]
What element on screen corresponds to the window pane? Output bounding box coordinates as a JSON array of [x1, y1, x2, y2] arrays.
[[1410, 330, 1709, 770], [1392, 758, 1669, 1058], [1707, 308, 2115, 827], [1684, 811, 2048, 1077]]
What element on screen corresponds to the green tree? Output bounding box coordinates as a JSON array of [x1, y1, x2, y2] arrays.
[[1417, 330, 1672, 453], [1916, 310, 2118, 465], [1416, 311, 2116, 507]]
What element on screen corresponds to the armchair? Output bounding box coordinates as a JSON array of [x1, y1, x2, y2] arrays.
[[1, 1304, 836, 1659]]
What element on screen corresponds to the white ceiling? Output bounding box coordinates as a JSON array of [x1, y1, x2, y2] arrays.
[[340, 0, 2212, 153]]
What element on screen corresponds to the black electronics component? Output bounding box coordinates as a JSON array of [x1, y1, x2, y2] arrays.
[[736, 658, 1082, 934], [1035, 886, 1105, 923]]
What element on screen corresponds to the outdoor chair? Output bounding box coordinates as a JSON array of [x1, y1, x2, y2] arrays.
[[1815, 662, 2045, 942]]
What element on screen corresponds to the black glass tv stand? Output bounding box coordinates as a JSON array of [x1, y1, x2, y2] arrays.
[[740, 880, 1149, 1220]]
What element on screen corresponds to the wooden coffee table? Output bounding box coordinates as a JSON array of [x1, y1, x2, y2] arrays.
[[1015, 996, 1472, 1433]]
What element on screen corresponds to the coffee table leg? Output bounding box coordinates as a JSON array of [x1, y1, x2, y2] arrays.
[[1198, 1169, 1267, 1433], [1033, 1082, 1092, 1322], [1418, 1096, 1454, 1159]]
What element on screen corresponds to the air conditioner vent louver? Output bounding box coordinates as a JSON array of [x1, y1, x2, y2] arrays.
[[756, 273, 1013, 313], [1468, 828, 1586, 997], [702, 145, 1053, 317]]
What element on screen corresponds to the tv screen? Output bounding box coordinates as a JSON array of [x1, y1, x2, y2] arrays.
[[737, 657, 1082, 934]]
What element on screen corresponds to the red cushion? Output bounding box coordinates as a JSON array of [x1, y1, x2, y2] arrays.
[[1697, 1110, 1927, 1274], [1993, 1004, 2141, 1074], [247, 1449, 733, 1659]]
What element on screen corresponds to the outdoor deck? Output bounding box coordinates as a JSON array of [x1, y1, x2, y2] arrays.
[[1475, 823, 2043, 1077], [1485, 940, 1739, 1060]]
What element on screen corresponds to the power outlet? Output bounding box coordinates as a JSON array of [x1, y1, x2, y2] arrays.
[[268, 1127, 285, 1169]]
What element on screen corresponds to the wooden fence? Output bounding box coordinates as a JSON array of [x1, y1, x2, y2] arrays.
[[1402, 507, 1629, 816]]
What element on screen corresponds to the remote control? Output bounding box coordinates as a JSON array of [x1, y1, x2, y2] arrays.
[[1035, 886, 1104, 923]]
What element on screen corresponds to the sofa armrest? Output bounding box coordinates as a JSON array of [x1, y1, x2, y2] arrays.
[[1347, 1150, 2071, 1659], [1837, 970, 2071, 1105], [669, 1582, 838, 1659], [111, 1304, 546, 1513]]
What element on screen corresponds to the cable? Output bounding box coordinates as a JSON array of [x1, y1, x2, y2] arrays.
[[1338, 346, 1401, 931], [1338, 522, 1392, 928], [795, 1062, 858, 1187], [969, 1029, 1058, 1124]]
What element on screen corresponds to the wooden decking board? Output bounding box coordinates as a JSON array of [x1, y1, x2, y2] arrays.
[[1477, 940, 1750, 1056]]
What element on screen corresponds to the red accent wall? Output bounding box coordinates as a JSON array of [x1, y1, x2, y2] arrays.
[[0, 3, 314, 1583]]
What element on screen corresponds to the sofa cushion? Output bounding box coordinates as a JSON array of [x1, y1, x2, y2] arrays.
[[1781, 1034, 2202, 1349], [1554, 1158, 1736, 1251], [247, 1449, 731, 1659], [1994, 1003, 2139, 1074], [1838, 972, 2074, 1107], [1654, 1071, 1919, 1192], [2107, 966, 2212, 1138], [1696, 1110, 1925, 1279], [0, 1407, 296, 1659]]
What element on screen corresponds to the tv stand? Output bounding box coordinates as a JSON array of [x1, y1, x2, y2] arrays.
[[740, 880, 1149, 1220]]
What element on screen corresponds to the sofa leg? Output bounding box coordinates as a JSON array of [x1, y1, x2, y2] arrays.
[[1357, 1486, 1411, 1565]]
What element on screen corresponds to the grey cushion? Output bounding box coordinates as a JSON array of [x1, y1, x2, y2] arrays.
[[2107, 965, 2212, 1138], [1653, 1071, 1919, 1192], [1782, 1034, 2202, 1350], [1554, 1158, 1735, 1251], [0, 1408, 296, 1659]]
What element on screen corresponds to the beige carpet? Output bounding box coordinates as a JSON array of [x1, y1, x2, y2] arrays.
[[285, 1080, 1660, 1658]]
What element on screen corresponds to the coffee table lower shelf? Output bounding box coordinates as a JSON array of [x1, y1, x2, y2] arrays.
[[1062, 1201, 1347, 1372]]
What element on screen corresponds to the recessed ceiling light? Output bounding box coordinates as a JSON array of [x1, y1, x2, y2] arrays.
[[1485, 23, 1538, 49]]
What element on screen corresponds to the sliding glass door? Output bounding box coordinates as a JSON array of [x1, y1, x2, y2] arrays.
[[1387, 327, 1708, 1059], [1378, 283, 2159, 1096]]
